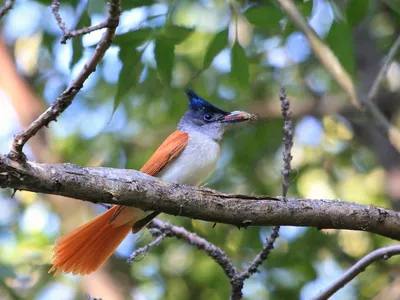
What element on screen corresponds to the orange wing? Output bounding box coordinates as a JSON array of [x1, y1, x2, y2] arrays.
[[49, 130, 189, 276], [140, 130, 189, 175], [110, 130, 189, 223]]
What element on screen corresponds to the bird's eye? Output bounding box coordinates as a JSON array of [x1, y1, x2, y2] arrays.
[[203, 113, 213, 122]]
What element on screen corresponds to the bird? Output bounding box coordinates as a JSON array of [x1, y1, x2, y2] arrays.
[[49, 89, 255, 276]]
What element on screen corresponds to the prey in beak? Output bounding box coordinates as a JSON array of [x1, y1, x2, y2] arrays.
[[219, 111, 259, 123]]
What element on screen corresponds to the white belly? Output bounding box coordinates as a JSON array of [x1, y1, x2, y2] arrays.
[[158, 133, 220, 186]]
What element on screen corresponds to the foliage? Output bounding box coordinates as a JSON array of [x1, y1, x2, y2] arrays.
[[0, 0, 399, 299]]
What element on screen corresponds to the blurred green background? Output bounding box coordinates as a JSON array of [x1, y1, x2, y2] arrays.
[[0, 0, 400, 299]]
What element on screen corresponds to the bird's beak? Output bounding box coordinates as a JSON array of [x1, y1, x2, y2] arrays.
[[219, 111, 258, 123]]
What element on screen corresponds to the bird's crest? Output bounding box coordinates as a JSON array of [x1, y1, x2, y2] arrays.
[[185, 89, 228, 115]]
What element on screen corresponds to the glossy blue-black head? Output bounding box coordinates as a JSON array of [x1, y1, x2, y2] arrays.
[[185, 89, 228, 123], [178, 89, 255, 141]]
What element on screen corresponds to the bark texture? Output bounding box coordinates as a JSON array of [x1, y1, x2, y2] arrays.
[[1, 155, 399, 240]]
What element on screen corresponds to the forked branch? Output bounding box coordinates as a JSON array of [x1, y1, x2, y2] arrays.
[[8, 0, 121, 161]]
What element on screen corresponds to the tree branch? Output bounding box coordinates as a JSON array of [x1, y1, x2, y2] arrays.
[[127, 230, 167, 264], [1, 154, 400, 240], [8, 0, 121, 161], [364, 34, 400, 152], [0, 0, 15, 20], [277, 0, 400, 152], [276, 0, 359, 109], [51, 0, 110, 44], [311, 244, 400, 300], [148, 219, 238, 279], [368, 34, 400, 101], [236, 88, 294, 284]]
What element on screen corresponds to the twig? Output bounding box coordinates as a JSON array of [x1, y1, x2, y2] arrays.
[[363, 35, 400, 152], [148, 219, 238, 279], [229, 88, 293, 298], [8, 0, 121, 161], [51, 0, 68, 37], [239, 226, 281, 281], [368, 35, 400, 101], [0, 0, 15, 20], [131, 219, 241, 298], [51, 0, 111, 44], [279, 87, 293, 197], [127, 232, 167, 264], [277, 0, 400, 152], [276, 0, 360, 109], [311, 244, 400, 300]]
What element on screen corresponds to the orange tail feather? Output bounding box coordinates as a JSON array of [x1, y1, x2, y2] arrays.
[[49, 206, 143, 276]]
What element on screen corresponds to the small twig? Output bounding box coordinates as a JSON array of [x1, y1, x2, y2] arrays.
[[239, 227, 280, 281], [148, 219, 238, 279], [276, 0, 360, 109], [0, 0, 15, 20], [279, 87, 293, 197], [127, 233, 167, 264], [277, 0, 400, 151], [368, 35, 400, 101], [311, 244, 400, 300], [51, 0, 112, 44], [230, 88, 293, 299], [63, 21, 109, 43], [241, 88, 293, 275], [363, 34, 400, 152], [51, 0, 68, 37], [8, 0, 121, 161], [130, 218, 241, 298]]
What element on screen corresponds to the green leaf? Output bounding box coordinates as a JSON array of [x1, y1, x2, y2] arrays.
[[162, 25, 195, 45], [346, 0, 369, 27], [243, 5, 284, 28], [326, 21, 356, 79], [154, 38, 175, 85], [113, 48, 143, 114], [230, 41, 249, 87], [113, 28, 155, 47], [202, 29, 228, 70]]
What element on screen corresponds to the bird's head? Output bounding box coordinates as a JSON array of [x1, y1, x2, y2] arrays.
[[177, 89, 256, 141]]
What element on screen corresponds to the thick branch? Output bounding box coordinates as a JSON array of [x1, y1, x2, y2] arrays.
[[8, 0, 121, 161], [1, 155, 400, 240]]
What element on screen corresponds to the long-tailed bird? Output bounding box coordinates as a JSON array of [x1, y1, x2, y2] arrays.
[[49, 89, 255, 275]]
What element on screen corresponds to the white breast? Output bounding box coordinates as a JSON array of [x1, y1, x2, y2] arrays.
[[158, 132, 220, 186]]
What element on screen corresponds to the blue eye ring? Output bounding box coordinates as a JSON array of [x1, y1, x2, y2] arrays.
[[204, 113, 213, 122]]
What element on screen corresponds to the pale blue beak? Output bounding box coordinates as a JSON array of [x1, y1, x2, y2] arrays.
[[219, 111, 258, 123]]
